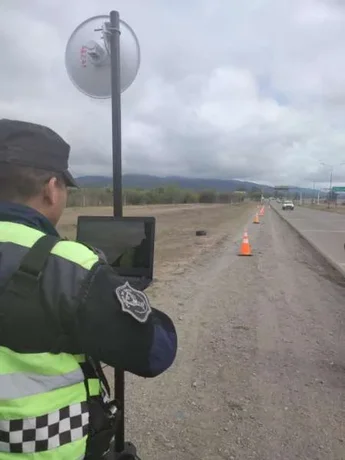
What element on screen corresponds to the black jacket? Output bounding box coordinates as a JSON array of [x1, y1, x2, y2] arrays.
[[0, 202, 178, 378]]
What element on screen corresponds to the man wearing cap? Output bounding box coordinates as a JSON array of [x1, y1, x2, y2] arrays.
[[0, 119, 177, 459]]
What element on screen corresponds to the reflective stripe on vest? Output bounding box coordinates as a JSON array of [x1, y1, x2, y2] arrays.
[[0, 222, 101, 458], [0, 368, 84, 399], [0, 221, 99, 270]]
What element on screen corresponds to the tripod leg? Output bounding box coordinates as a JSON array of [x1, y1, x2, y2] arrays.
[[114, 442, 141, 460]]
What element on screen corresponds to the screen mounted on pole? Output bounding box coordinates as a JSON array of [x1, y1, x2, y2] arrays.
[[76, 216, 155, 279]]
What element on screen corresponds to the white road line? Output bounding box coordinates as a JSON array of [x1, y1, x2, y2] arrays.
[[300, 229, 345, 233]]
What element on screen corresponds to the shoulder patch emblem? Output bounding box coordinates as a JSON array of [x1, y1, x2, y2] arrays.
[[115, 282, 152, 323]]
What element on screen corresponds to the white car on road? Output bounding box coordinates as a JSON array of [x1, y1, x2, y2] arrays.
[[282, 200, 294, 211]]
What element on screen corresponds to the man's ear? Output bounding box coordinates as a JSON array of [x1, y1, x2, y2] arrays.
[[42, 177, 59, 205]]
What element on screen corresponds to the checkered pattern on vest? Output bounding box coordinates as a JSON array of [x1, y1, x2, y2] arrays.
[[0, 402, 89, 453]]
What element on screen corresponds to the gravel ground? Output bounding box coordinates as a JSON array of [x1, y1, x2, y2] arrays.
[[108, 208, 345, 460]]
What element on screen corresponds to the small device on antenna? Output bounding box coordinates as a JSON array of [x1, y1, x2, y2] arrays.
[[65, 15, 140, 98]]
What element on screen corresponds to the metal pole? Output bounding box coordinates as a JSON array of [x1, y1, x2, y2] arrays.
[[328, 169, 333, 209], [109, 10, 125, 455], [110, 11, 123, 218]]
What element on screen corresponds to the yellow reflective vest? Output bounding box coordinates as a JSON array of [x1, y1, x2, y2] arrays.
[[0, 221, 102, 459]]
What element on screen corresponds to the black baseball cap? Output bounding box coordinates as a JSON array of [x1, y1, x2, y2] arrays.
[[0, 119, 78, 188]]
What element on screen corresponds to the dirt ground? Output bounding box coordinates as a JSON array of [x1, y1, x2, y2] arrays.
[[108, 207, 345, 460], [58, 203, 255, 281], [60, 203, 345, 459]]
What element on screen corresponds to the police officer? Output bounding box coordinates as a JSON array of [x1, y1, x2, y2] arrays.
[[0, 119, 177, 459]]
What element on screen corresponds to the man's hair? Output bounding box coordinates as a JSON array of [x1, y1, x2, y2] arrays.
[[0, 163, 64, 202]]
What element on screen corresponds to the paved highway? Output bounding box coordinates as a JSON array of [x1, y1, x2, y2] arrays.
[[272, 203, 345, 276]]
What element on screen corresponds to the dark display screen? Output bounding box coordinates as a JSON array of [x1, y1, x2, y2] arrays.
[[76, 218, 154, 274]]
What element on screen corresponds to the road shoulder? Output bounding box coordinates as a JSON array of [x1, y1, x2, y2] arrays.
[[271, 203, 345, 278]]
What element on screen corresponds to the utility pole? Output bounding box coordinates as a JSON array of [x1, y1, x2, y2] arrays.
[[320, 162, 345, 209]]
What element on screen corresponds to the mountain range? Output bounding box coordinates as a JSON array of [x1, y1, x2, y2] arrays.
[[76, 174, 320, 196]]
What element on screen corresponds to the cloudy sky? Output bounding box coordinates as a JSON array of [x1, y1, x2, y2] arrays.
[[1, 0, 345, 188]]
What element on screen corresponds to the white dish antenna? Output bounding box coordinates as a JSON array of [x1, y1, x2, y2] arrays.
[[65, 14, 141, 98]]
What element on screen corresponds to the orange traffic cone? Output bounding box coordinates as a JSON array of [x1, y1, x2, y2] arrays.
[[253, 213, 260, 224], [238, 230, 252, 256], [259, 207, 265, 216]]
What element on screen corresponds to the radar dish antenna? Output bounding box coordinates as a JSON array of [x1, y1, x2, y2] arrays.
[[65, 11, 141, 459], [65, 14, 140, 98]]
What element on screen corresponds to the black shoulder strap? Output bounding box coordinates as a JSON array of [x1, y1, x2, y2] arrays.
[[7, 234, 61, 295], [19, 234, 61, 277]]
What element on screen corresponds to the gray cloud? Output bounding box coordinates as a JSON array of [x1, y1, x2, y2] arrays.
[[1, 0, 345, 188]]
